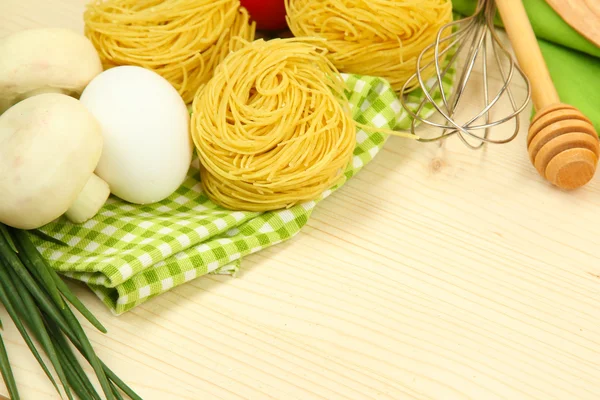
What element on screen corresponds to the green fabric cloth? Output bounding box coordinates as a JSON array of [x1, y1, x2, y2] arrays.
[[34, 72, 454, 315], [452, 0, 600, 133]]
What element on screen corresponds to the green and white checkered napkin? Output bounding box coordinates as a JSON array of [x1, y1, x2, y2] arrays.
[[34, 72, 453, 314]]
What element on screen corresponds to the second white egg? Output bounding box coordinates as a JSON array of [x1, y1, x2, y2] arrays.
[[80, 66, 192, 205]]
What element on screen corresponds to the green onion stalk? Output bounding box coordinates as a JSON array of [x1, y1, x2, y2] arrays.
[[0, 223, 143, 400]]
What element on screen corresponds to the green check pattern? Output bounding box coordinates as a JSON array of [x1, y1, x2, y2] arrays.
[[34, 72, 454, 314]]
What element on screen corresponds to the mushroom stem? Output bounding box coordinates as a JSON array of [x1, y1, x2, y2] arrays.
[[65, 173, 110, 224]]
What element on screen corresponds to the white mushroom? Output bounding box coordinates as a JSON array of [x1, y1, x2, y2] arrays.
[[0, 28, 103, 114], [0, 93, 110, 230]]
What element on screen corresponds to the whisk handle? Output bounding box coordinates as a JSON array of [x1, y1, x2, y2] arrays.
[[495, 0, 560, 110]]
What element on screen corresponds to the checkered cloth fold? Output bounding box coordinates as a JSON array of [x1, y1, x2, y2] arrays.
[[35, 72, 454, 314]]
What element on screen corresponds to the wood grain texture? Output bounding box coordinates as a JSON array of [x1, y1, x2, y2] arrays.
[[1, 1, 600, 399], [545, 0, 600, 48], [527, 104, 599, 190]]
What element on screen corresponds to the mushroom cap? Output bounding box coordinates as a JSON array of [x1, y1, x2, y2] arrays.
[[0, 93, 103, 229], [0, 28, 103, 114]]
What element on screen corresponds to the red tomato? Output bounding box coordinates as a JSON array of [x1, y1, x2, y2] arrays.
[[240, 0, 288, 31]]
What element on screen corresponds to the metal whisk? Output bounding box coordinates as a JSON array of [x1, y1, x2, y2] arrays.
[[399, 0, 531, 149]]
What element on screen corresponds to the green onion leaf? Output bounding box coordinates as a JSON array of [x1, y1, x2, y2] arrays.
[[48, 318, 143, 400], [46, 319, 102, 400], [28, 229, 68, 246], [0, 230, 72, 334], [14, 230, 106, 333], [52, 275, 108, 334], [1, 225, 140, 400], [102, 362, 144, 400], [0, 262, 60, 397], [0, 250, 103, 400], [0, 328, 19, 400], [3, 261, 72, 400], [56, 346, 95, 400], [61, 305, 116, 400], [12, 229, 65, 309], [14, 229, 107, 333], [0, 225, 17, 254], [111, 381, 125, 400]]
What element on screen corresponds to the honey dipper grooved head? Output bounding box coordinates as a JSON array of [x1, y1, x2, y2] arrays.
[[527, 103, 599, 190]]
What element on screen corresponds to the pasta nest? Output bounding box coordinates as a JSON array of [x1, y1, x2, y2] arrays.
[[191, 38, 357, 211], [285, 0, 453, 92], [84, 0, 255, 103]]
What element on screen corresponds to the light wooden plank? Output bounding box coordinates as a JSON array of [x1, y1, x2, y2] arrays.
[[1, 1, 599, 399]]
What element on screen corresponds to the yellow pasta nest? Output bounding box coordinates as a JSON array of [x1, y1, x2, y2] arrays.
[[285, 0, 453, 92], [191, 38, 356, 212], [84, 0, 256, 103]]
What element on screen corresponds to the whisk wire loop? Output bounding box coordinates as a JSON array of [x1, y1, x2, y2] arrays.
[[399, 0, 531, 148]]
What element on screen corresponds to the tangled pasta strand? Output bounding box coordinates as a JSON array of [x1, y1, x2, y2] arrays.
[[191, 38, 357, 211], [84, 0, 255, 103], [285, 0, 452, 92]]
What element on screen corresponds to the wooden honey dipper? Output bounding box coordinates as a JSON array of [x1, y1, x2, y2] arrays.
[[496, 0, 600, 190]]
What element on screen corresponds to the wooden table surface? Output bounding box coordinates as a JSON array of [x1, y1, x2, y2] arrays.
[[2, 1, 600, 399]]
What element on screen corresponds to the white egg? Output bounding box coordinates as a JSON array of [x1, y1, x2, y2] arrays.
[[79, 66, 192, 204]]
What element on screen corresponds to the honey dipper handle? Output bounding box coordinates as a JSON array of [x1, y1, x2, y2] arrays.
[[495, 0, 560, 110]]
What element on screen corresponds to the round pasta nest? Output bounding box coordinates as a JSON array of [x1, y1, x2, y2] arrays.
[[191, 38, 356, 211], [84, 0, 256, 103], [285, 0, 453, 92]]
